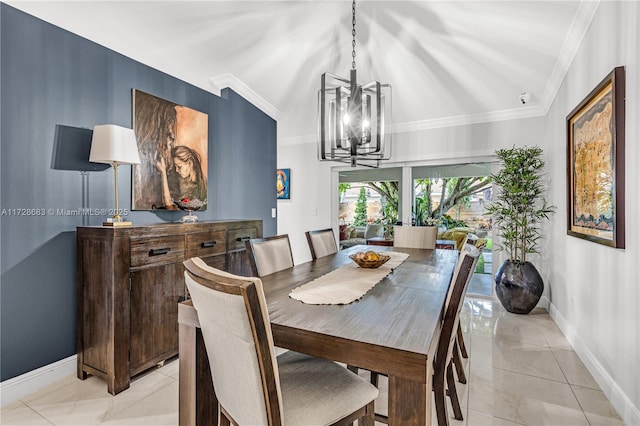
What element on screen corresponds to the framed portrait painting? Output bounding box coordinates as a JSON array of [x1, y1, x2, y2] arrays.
[[277, 168, 290, 200], [131, 89, 208, 211], [566, 66, 625, 248]]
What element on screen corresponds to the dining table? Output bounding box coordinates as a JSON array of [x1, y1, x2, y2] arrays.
[[178, 244, 458, 426]]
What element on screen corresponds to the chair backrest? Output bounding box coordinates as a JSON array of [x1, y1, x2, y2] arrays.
[[305, 228, 338, 260], [393, 225, 437, 249], [184, 257, 283, 425], [245, 234, 294, 277], [436, 246, 480, 369]]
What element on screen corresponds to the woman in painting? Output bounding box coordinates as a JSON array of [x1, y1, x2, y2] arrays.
[[133, 91, 179, 209], [156, 145, 207, 209]]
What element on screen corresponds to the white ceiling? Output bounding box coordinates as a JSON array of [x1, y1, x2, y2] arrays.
[[5, 1, 599, 144]]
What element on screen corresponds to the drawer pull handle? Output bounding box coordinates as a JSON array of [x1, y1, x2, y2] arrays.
[[201, 241, 216, 248], [149, 247, 171, 256], [237, 237, 251, 242]]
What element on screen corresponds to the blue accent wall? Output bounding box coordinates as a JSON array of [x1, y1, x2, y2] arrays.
[[0, 4, 277, 381]]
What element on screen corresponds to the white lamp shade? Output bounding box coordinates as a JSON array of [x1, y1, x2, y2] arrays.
[[89, 124, 141, 165]]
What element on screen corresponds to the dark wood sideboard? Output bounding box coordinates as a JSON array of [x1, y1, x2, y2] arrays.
[[76, 220, 262, 395]]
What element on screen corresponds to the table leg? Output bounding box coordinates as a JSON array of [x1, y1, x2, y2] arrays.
[[179, 323, 196, 426], [179, 323, 218, 426], [388, 374, 430, 425]]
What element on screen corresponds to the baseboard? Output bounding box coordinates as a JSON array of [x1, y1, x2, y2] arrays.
[[0, 355, 77, 407], [549, 303, 640, 426], [537, 295, 550, 311]]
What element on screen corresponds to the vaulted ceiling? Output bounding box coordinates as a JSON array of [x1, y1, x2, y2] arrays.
[[6, 1, 599, 144]]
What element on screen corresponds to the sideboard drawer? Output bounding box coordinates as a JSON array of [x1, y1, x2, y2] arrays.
[[228, 226, 259, 251], [130, 235, 185, 268], [186, 230, 227, 258]]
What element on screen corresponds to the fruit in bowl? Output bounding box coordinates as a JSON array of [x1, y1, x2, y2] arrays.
[[172, 198, 206, 223], [349, 251, 390, 268], [173, 198, 206, 211]]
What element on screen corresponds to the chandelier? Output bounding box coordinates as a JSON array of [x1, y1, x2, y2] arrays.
[[318, 0, 392, 168]]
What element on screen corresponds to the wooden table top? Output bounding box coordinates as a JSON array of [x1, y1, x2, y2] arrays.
[[261, 245, 458, 362]]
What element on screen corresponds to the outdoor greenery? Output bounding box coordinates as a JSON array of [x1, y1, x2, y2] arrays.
[[413, 177, 490, 226], [340, 175, 491, 228], [338, 183, 351, 202], [485, 146, 556, 264], [353, 187, 368, 226], [367, 181, 399, 225]]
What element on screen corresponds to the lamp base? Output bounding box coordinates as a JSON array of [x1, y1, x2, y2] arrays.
[[103, 218, 132, 227], [103, 221, 132, 227]]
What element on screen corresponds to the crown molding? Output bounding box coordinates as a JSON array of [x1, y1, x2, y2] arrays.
[[209, 73, 282, 121], [539, 0, 601, 115], [278, 104, 545, 147]]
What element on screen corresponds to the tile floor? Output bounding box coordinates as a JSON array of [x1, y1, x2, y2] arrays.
[[1, 297, 624, 426]]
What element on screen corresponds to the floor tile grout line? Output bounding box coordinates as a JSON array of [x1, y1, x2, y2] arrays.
[[6, 401, 56, 426], [471, 361, 575, 386], [566, 382, 596, 426], [98, 374, 178, 424], [467, 328, 553, 350], [470, 332, 561, 350], [467, 336, 582, 426]]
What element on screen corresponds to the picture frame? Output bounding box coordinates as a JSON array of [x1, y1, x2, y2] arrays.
[[277, 168, 290, 200], [566, 66, 625, 248], [131, 89, 209, 211]]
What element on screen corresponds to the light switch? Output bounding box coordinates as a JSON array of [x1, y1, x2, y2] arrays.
[[271, 208, 277, 218]]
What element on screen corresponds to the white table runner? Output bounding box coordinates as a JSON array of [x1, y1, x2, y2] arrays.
[[289, 251, 410, 305]]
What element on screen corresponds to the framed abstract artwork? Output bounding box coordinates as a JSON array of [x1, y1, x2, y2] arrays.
[[277, 168, 290, 200], [566, 66, 625, 248], [131, 89, 208, 211]]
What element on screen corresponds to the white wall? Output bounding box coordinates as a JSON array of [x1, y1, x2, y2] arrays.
[[277, 142, 336, 265], [278, 2, 640, 422], [279, 115, 546, 266], [543, 2, 640, 424]]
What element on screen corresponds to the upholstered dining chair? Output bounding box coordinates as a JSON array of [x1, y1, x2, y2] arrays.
[[367, 246, 479, 426], [245, 234, 294, 277], [453, 237, 487, 384], [434, 245, 480, 426], [305, 228, 338, 260], [183, 257, 378, 426], [393, 225, 437, 249]]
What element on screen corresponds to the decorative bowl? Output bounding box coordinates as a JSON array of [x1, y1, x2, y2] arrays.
[[173, 198, 206, 211], [173, 198, 206, 223], [349, 251, 391, 269]]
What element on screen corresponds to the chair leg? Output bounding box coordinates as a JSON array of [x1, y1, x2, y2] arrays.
[[457, 324, 468, 359], [361, 401, 375, 426], [452, 340, 467, 384], [433, 368, 449, 426], [219, 408, 232, 426], [446, 362, 464, 421], [370, 371, 379, 387]]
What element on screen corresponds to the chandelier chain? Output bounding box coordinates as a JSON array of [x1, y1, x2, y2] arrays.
[[351, 0, 356, 69]]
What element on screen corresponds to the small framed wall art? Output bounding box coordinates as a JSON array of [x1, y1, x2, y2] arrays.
[[566, 66, 625, 248], [277, 168, 290, 200]]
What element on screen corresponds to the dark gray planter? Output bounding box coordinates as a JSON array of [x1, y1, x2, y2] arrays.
[[495, 260, 544, 314]]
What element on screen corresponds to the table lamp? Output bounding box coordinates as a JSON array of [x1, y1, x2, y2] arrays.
[[89, 124, 141, 226]]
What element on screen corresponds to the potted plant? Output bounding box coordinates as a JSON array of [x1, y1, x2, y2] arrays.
[[486, 146, 556, 314]]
